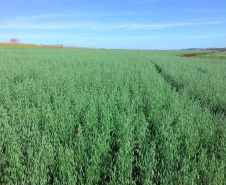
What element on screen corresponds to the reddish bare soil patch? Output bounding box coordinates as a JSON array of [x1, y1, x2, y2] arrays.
[[182, 53, 200, 57]]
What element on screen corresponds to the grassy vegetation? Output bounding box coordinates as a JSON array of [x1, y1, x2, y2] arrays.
[[0, 47, 225, 184], [0, 42, 89, 49], [180, 50, 226, 59], [0, 42, 44, 48], [151, 50, 226, 115], [200, 51, 226, 59]]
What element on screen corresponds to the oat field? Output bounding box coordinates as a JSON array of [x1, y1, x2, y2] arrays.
[[0, 46, 225, 184]]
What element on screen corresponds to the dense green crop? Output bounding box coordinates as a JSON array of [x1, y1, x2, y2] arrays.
[[150, 50, 226, 115], [0, 47, 225, 184]]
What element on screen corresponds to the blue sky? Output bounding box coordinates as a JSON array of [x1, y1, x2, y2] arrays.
[[0, 0, 226, 49]]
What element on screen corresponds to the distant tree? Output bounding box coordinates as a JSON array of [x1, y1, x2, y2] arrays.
[[10, 38, 20, 43]]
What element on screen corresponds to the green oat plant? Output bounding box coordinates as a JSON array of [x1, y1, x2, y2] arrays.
[[0, 47, 225, 184]]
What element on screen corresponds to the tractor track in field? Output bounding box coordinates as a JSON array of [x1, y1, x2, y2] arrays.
[[153, 63, 184, 92], [151, 60, 226, 117]]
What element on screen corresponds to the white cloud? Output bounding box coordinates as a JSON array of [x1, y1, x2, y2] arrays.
[[99, 34, 226, 40], [0, 20, 223, 30], [129, 21, 223, 29], [188, 9, 226, 13], [0, 31, 225, 41], [138, 0, 158, 3], [0, 23, 72, 29], [137, 0, 179, 3], [5, 11, 154, 21], [0, 11, 225, 31]]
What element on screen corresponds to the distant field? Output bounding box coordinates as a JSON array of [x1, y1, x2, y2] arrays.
[[181, 50, 226, 59], [0, 46, 225, 184], [201, 50, 226, 59], [0, 42, 89, 49], [0, 42, 47, 48]]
